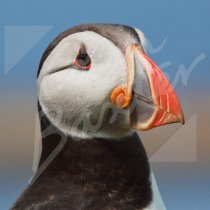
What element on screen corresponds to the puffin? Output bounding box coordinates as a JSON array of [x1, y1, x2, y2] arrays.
[[10, 24, 184, 210]]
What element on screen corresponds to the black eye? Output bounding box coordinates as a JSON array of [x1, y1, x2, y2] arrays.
[[74, 49, 91, 70]]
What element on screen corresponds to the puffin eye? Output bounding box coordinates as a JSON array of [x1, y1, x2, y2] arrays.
[[74, 49, 91, 70]]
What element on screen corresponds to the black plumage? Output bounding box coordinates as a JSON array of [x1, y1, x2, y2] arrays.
[[11, 133, 152, 210]]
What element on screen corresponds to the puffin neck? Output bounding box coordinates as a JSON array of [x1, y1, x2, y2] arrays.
[[39, 133, 150, 192], [16, 104, 152, 210], [37, 102, 139, 166], [54, 133, 148, 162], [39, 131, 149, 169], [38, 101, 149, 171]]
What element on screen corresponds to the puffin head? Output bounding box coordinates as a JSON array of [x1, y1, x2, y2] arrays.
[[37, 24, 184, 140]]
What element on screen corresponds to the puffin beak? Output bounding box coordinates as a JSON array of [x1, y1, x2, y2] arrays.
[[110, 44, 185, 131]]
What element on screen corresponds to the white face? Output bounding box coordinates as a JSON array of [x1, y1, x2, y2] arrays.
[[38, 31, 133, 139]]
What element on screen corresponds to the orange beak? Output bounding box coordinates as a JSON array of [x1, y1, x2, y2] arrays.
[[111, 44, 185, 131]]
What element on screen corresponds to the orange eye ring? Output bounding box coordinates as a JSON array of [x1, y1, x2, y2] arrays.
[[73, 59, 91, 70], [74, 49, 91, 70]]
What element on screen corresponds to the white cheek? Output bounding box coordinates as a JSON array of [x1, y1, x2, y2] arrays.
[[39, 55, 126, 116], [38, 31, 129, 138]]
